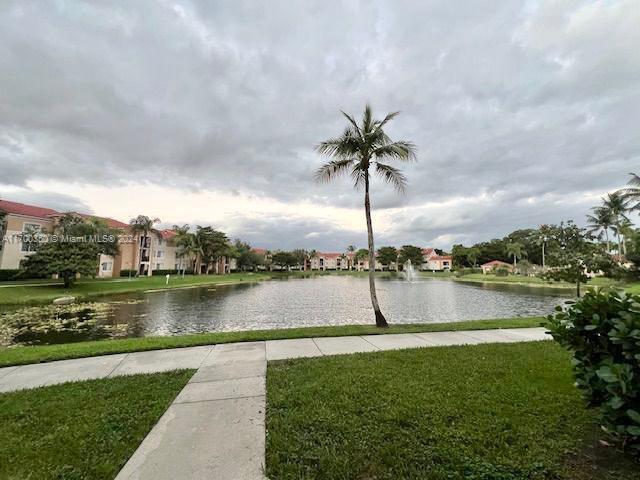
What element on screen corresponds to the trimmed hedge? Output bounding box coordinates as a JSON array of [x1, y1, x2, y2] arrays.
[[119, 270, 137, 278], [0, 269, 21, 281], [151, 269, 179, 276], [548, 290, 640, 453]]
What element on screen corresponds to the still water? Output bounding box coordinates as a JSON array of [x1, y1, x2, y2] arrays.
[[2, 276, 569, 345]]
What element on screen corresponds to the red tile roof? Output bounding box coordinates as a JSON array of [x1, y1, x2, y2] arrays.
[[421, 248, 435, 256], [160, 229, 177, 240], [0, 199, 59, 219], [481, 260, 511, 267], [252, 248, 268, 255], [0, 199, 129, 229]]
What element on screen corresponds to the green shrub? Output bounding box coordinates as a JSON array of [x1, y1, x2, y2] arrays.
[[547, 289, 640, 453], [453, 267, 481, 277], [151, 269, 179, 276], [0, 269, 21, 281], [119, 269, 138, 278], [493, 266, 510, 277]]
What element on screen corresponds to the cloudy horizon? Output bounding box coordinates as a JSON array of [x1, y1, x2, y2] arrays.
[[1, 0, 638, 251]]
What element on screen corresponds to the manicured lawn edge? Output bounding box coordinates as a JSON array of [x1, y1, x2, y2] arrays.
[[266, 342, 639, 479], [0, 316, 546, 367], [0, 370, 194, 480]]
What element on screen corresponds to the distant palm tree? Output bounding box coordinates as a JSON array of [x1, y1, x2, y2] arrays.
[[315, 105, 416, 327], [619, 172, 640, 211], [346, 245, 356, 270], [535, 226, 550, 268], [173, 224, 195, 277], [129, 215, 160, 276], [505, 242, 524, 268], [586, 206, 613, 253], [602, 192, 630, 259]]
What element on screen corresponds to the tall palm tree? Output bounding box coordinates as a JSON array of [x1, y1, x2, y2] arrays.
[[619, 172, 640, 212], [505, 242, 524, 268], [602, 192, 630, 259], [129, 215, 160, 276], [586, 206, 613, 253], [346, 245, 356, 270], [173, 224, 195, 277], [315, 105, 416, 327]]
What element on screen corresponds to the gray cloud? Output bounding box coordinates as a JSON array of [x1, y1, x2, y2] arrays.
[[1, 0, 638, 249]]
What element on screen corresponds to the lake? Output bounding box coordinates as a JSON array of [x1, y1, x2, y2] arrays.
[[1, 276, 569, 346]]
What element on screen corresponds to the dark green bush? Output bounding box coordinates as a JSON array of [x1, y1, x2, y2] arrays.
[[151, 269, 179, 276], [494, 266, 510, 277], [0, 269, 21, 281], [119, 269, 138, 278], [547, 289, 640, 453]]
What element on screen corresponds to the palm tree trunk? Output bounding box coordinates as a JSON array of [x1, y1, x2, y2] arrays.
[[605, 230, 610, 253], [364, 172, 388, 328]]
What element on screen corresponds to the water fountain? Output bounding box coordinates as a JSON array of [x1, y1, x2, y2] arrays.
[[404, 259, 417, 282]]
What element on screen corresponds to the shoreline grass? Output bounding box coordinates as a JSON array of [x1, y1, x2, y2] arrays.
[[266, 342, 639, 479], [0, 370, 194, 480], [0, 316, 546, 367], [0, 272, 273, 307]]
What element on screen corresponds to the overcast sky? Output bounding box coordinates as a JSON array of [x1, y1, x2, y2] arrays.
[[1, 0, 638, 251]]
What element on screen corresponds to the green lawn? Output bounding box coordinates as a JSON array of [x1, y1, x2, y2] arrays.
[[450, 272, 621, 289], [0, 316, 545, 367], [0, 272, 272, 306], [266, 342, 639, 479], [0, 370, 194, 480]]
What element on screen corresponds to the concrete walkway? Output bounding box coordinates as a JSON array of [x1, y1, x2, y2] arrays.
[[0, 327, 550, 479]]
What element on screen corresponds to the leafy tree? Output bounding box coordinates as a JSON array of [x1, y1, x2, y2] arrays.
[[315, 105, 416, 327], [22, 214, 101, 288], [354, 248, 369, 270], [291, 249, 308, 270], [272, 251, 297, 270], [466, 247, 480, 267], [451, 244, 469, 267], [398, 245, 423, 268], [376, 246, 398, 270], [195, 226, 230, 274], [544, 221, 612, 297], [234, 240, 263, 271]]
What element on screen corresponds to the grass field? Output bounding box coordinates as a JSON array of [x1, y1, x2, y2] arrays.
[[0, 316, 545, 367], [449, 272, 620, 289], [266, 341, 639, 479], [0, 370, 193, 480]]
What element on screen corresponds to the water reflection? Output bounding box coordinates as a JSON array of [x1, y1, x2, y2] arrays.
[[1, 277, 569, 345]]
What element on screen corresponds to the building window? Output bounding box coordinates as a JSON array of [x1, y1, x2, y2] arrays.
[[156, 251, 163, 258], [156, 263, 162, 270], [101, 262, 113, 271]]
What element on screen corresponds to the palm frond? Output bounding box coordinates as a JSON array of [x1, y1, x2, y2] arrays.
[[340, 111, 362, 138], [363, 104, 373, 134], [374, 111, 400, 132], [375, 162, 407, 193], [373, 141, 417, 162], [315, 128, 360, 158], [315, 159, 356, 183]]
